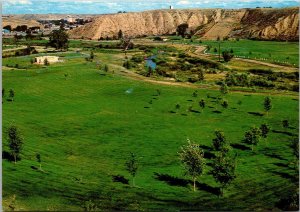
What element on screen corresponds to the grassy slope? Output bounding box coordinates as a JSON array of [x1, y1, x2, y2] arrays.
[[2, 52, 299, 210], [169, 37, 299, 66]]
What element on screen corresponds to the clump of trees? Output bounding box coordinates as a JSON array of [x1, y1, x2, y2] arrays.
[[222, 50, 234, 62], [220, 82, 229, 95], [178, 139, 205, 191], [48, 29, 69, 51], [176, 23, 189, 38]]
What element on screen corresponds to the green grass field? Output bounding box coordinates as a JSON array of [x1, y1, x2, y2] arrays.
[[2, 50, 299, 210], [168, 37, 299, 67]]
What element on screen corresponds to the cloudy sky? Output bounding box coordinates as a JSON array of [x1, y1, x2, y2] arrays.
[[3, 0, 299, 14]]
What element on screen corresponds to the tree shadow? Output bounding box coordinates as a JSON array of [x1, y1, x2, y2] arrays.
[[248, 112, 264, 117], [31, 165, 38, 170], [112, 175, 129, 185], [244, 94, 252, 97], [203, 151, 215, 159], [272, 130, 297, 137], [190, 109, 201, 114], [273, 162, 289, 168], [181, 113, 188, 116], [264, 152, 286, 161], [153, 173, 220, 195], [270, 171, 296, 181], [230, 143, 251, 151], [199, 145, 213, 151], [153, 97, 158, 100], [144, 106, 150, 109], [2, 151, 20, 162], [212, 110, 222, 114], [153, 172, 189, 187], [187, 100, 193, 102], [169, 110, 176, 114], [208, 106, 214, 109]]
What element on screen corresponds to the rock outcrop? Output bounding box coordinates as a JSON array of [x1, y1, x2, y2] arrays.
[[67, 7, 298, 41]]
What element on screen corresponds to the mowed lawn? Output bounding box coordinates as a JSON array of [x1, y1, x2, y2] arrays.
[[2, 54, 299, 210]]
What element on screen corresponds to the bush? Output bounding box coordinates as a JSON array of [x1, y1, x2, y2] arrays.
[[222, 50, 234, 62]]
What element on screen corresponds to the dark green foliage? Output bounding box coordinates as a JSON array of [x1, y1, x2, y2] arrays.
[[9, 89, 14, 101], [244, 127, 262, 150], [212, 131, 230, 153], [221, 100, 228, 109], [260, 123, 270, 138], [48, 29, 69, 51], [153, 36, 163, 41], [225, 72, 250, 87], [123, 60, 132, 69], [264, 97, 272, 115], [178, 140, 205, 191], [90, 51, 94, 60], [192, 91, 198, 97], [199, 99, 205, 110], [222, 50, 234, 62], [176, 23, 189, 38], [7, 125, 23, 164], [125, 152, 138, 187], [211, 153, 236, 196], [214, 48, 218, 53], [175, 104, 180, 110], [44, 58, 49, 66], [282, 120, 289, 128], [131, 55, 144, 63], [118, 30, 123, 39], [104, 65, 109, 72]]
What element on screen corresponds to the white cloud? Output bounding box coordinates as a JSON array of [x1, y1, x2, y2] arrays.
[[177, 0, 190, 5]]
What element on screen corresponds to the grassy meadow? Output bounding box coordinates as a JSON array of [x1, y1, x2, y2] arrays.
[[2, 48, 299, 210]]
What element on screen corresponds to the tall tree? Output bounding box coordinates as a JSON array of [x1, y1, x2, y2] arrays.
[[178, 139, 205, 191], [221, 100, 228, 109], [211, 153, 236, 196], [48, 29, 69, 51], [176, 23, 189, 38], [282, 120, 289, 129], [244, 127, 262, 150], [125, 152, 138, 187], [7, 125, 23, 164], [264, 96, 272, 116]]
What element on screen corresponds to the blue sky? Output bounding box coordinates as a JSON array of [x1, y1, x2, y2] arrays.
[[3, 0, 299, 14]]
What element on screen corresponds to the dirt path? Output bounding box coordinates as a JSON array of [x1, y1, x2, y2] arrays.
[[3, 46, 27, 52]]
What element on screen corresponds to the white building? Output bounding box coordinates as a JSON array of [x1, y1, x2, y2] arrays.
[[35, 56, 60, 64]]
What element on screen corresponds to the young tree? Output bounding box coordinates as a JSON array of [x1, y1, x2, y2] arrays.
[[104, 64, 109, 72], [212, 131, 230, 153], [221, 100, 228, 109], [244, 127, 262, 150], [44, 58, 49, 66], [2, 88, 5, 99], [36, 153, 42, 170], [192, 91, 198, 97], [175, 103, 181, 111], [9, 89, 15, 101], [260, 123, 270, 138], [282, 120, 289, 129], [125, 152, 138, 187], [264, 96, 272, 115], [178, 139, 205, 192], [118, 30, 123, 39], [90, 51, 94, 60], [199, 99, 205, 112], [7, 125, 23, 164], [220, 82, 229, 95], [222, 50, 234, 62], [211, 153, 236, 196], [176, 23, 189, 38]]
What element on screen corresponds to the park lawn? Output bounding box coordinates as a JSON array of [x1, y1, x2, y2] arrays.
[[2, 53, 299, 211]]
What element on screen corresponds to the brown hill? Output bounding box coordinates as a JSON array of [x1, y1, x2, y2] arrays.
[[68, 7, 299, 41], [3, 16, 44, 29]]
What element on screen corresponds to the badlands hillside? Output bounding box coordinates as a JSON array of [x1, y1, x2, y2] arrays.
[[69, 7, 299, 41]]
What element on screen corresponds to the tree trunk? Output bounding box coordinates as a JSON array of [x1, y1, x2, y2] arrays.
[[193, 178, 196, 192]]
